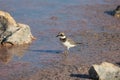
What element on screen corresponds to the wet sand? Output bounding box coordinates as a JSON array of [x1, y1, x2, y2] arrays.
[[0, 0, 120, 80]]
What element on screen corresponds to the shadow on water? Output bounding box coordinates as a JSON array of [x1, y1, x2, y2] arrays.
[[0, 45, 30, 64], [104, 10, 115, 16], [30, 49, 62, 54], [70, 74, 91, 79]]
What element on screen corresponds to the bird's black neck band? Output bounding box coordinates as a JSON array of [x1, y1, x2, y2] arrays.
[[60, 37, 66, 42]]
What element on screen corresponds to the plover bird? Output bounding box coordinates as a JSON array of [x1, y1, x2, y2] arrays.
[[56, 32, 80, 54]]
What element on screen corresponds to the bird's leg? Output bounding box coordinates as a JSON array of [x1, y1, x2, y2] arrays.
[[64, 50, 68, 56], [64, 48, 69, 56], [65, 50, 68, 54]]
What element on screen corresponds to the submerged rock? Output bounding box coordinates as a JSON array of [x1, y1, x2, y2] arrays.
[[114, 5, 120, 18], [0, 10, 35, 46], [89, 62, 120, 80]]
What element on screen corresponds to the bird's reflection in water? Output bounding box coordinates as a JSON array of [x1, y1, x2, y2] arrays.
[[0, 45, 30, 64]]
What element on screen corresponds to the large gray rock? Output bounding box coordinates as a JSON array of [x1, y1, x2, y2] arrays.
[[7, 23, 34, 45], [0, 10, 35, 46], [89, 62, 120, 80]]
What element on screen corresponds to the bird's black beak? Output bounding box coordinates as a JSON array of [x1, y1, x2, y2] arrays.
[[56, 35, 59, 37]]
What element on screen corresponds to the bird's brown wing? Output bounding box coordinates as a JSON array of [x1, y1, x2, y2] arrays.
[[66, 38, 77, 45], [67, 37, 82, 45]]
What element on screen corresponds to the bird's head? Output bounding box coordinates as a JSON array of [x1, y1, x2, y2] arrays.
[[56, 32, 66, 39]]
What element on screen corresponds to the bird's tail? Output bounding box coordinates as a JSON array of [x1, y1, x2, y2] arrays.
[[76, 42, 82, 45]]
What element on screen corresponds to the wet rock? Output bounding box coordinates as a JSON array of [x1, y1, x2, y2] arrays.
[[114, 5, 120, 18], [0, 10, 17, 27], [89, 62, 120, 80], [0, 10, 34, 46], [7, 23, 34, 45]]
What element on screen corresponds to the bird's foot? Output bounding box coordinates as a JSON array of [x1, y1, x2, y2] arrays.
[[64, 50, 68, 56]]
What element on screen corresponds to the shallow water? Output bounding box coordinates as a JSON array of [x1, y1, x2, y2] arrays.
[[0, 0, 120, 80]]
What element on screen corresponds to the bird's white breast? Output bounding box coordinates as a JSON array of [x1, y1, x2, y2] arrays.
[[63, 41, 76, 48]]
